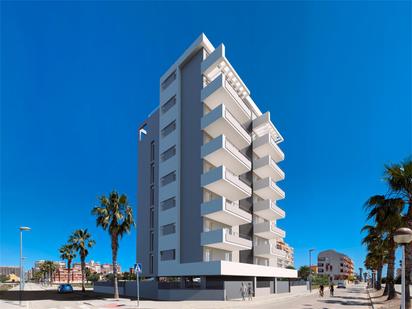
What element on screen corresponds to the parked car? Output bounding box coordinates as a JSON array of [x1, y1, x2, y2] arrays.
[[57, 284, 74, 293], [337, 282, 346, 289]]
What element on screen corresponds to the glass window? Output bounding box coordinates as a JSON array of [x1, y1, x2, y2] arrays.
[[160, 249, 176, 261], [150, 163, 155, 184], [149, 254, 154, 273], [161, 197, 176, 211], [161, 171, 176, 187], [150, 231, 154, 251], [150, 141, 155, 161], [150, 185, 154, 206], [161, 146, 176, 162], [161, 71, 176, 90], [161, 121, 176, 138], [150, 208, 154, 228], [161, 96, 176, 114], [161, 223, 176, 236]]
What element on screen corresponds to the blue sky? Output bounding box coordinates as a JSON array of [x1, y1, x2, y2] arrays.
[[1, 1, 411, 273]]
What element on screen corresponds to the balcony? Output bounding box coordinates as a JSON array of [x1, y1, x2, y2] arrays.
[[201, 166, 252, 201], [253, 133, 284, 162], [254, 177, 285, 201], [254, 200, 285, 220], [253, 155, 285, 181], [201, 135, 251, 175], [201, 228, 252, 251], [201, 197, 252, 226], [254, 221, 286, 239], [202, 104, 251, 150], [252, 112, 283, 143], [254, 243, 287, 259], [201, 74, 251, 125]]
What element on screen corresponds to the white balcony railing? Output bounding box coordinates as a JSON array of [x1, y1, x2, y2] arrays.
[[225, 169, 250, 193], [225, 138, 250, 169], [224, 108, 250, 143]]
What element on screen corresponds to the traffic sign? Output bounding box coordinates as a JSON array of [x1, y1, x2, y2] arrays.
[[134, 263, 142, 274]]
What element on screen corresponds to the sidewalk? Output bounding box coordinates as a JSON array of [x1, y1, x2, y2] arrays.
[[367, 288, 400, 309], [84, 289, 319, 309]]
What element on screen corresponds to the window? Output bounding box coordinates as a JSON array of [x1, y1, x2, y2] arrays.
[[150, 185, 154, 206], [160, 249, 176, 261], [161, 121, 176, 138], [161, 146, 176, 162], [150, 163, 155, 184], [161, 223, 176, 236], [150, 141, 155, 161], [161, 171, 176, 186], [149, 254, 154, 273], [161, 70, 176, 90], [150, 208, 154, 228], [150, 231, 154, 251], [161, 197, 176, 211], [161, 96, 176, 114]]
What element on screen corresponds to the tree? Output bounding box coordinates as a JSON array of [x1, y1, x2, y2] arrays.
[[365, 195, 404, 300], [286, 265, 296, 270], [59, 244, 77, 284], [69, 229, 95, 292], [298, 265, 311, 280], [362, 224, 387, 290], [384, 159, 412, 308], [40, 261, 56, 285], [92, 191, 135, 299], [86, 271, 100, 283], [0, 275, 9, 283]]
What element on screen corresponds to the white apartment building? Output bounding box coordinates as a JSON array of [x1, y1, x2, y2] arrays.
[[137, 33, 296, 300]]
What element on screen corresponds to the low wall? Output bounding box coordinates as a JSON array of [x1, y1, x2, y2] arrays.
[[157, 289, 225, 301], [94, 285, 125, 295], [291, 285, 308, 294], [255, 287, 270, 297]]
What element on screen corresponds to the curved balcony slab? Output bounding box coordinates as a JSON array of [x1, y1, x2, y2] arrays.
[[201, 229, 252, 251], [201, 197, 252, 226], [202, 135, 251, 175]]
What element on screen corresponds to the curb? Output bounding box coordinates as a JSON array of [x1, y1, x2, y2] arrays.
[[366, 289, 376, 309]]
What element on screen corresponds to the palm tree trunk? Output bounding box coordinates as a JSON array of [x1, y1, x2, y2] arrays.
[[376, 266, 383, 290], [405, 201, 412, 309], [111, 233, 119, 299], [81, 256, 86, 292], [386, 239, 396, 300], [67, 259, 71, 284]]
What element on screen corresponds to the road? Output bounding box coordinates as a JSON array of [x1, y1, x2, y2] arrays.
[[0, 283, 371, 309]]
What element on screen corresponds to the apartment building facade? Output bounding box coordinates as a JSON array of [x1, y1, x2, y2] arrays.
[[317, 250, 355, 282], [137, 34, 296, 300]]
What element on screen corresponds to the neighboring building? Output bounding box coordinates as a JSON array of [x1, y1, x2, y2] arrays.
[[136, 33, 297, 299], [100, 263, 121, 275], [276, 240, 294, 268], [317, 250, 354, 282], [52, 264, 83, 283], [0, 266, 20, 277]]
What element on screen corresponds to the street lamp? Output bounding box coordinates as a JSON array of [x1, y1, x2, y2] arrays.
[[394, 227, 412, 309], [19, 226, 31, 306], [309, 248, 315, 293]]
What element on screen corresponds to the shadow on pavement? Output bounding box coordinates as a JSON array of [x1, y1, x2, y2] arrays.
[[0, 290, 107, 302], [319, 299, 370, 306]]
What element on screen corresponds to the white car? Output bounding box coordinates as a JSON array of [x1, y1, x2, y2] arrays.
[[337, 282, 346, 289]]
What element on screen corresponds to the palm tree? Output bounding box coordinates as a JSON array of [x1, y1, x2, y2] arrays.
[[384, 158, 412, 307], [59, 244, 77, 284], [40, 260, 56, 285], [365, 195, 404, 300], [69, 229, 95, 292], [92, 191, 135, 299], [362, 225, 387, 290]]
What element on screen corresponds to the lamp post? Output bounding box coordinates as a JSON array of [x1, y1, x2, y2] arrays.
[[19, 227, 31, 306], [394, 227, 412, 309], [309, 248, 315, 293]]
